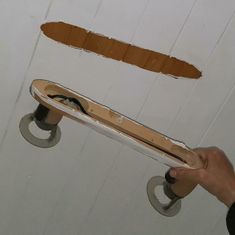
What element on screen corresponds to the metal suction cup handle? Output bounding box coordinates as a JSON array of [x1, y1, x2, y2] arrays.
[[165, 169, 198, 198], [165, 170, 177, 184], [19, 103, 63, 148], [147, 176, 181, 217], [19, 113, 61, 148]]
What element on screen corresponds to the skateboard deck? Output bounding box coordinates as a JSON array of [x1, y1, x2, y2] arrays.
[[29, 79, 202, 169]]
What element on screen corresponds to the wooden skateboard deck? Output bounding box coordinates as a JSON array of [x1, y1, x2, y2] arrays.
[[30, 79, 202, 169]]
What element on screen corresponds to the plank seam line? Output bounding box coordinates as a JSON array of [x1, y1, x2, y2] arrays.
[[0, 33, 42, 152], [129, 0, 151, 43], [166, 10, 235, 137], [77, 147, 123, 235], [93, 0, 104, 20], [205, 9, 235, 65], [75, 4, 153, 231], [100, 0, 153, 121], [43, 49, 121, 235], [198, 78, 235, 147], [42, 129, 91, 235], [139, 0, 198, 130], [197, 12, 235, 146], [136, 78, 160, 120], [168, 0, 198, 55], [44, 0, 54, 20], [110, 162, 151, 235], [0, 0, 55, 222], [42, 71, 117, 234]]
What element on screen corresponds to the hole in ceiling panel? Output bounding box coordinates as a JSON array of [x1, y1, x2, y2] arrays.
[[41, 22, 202, 79]]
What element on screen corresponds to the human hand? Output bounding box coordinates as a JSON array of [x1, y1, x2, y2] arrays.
[[170, 147, 235, 207]]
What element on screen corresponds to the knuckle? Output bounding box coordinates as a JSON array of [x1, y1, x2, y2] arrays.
[[198, 170, 206, 182], [209, 147, 223, 157], [176, 169, 186, 179]]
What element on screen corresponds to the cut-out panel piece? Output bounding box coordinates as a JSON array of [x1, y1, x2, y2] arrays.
[[41, 22, 201, 79]]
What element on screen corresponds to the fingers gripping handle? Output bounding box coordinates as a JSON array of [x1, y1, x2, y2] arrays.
[[165, 170, 197, 198], [165, 149, 204, 198], [147, 151, 202, 216]]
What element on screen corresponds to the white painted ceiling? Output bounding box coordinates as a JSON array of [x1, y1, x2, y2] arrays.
[[1, 0, 235, 234]]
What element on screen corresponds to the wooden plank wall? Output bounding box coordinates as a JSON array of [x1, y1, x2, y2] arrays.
[[0, 0, 235, 234]]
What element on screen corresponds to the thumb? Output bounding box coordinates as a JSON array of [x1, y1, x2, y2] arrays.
[[170, 167, 204, 184]]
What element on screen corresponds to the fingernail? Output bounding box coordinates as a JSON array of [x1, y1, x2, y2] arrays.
[[170, 170, 176, 177]]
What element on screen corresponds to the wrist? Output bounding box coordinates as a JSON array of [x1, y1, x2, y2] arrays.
[[219, 177, 235, 207]]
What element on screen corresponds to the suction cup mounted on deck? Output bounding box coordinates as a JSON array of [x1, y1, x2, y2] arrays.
[[19, 104, 62, 148], [19, 79, 202, 218], [147, 175, 181, 217]]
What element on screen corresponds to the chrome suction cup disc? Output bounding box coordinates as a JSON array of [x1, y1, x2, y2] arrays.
[[19, 113, 61, 148], [147, 176, 181, 217]]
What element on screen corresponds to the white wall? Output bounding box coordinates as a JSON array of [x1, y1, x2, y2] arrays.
[[0, 0, 235, 234]]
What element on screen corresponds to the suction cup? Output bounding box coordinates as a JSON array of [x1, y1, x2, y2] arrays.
[[147, 176, 181, 217], [19, 113, 61, 148]]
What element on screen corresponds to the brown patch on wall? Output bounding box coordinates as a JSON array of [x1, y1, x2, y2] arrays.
[[41, 22, 202, 79]]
